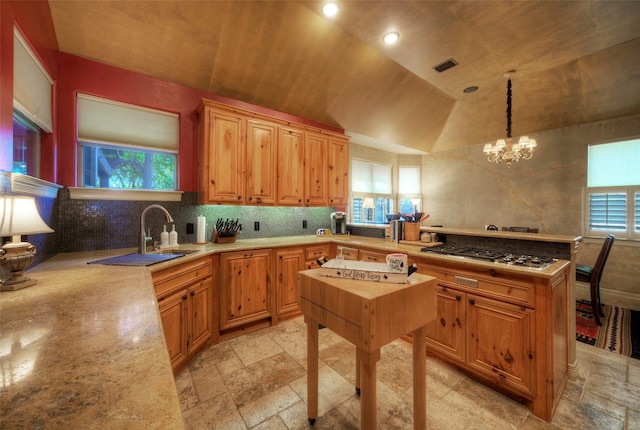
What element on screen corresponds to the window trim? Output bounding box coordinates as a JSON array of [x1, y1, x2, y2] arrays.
[[68, 188, 183, 201]]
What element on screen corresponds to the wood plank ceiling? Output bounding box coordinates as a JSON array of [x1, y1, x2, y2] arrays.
[[48, 0, 640, 154]]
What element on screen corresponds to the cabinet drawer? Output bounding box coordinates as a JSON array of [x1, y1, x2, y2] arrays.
[[420, 265, 534, 308], [153, 256, 213, 298], [337, 246, 358, 260], [359, 249, 387, 263], [305, 245, 331, 261]]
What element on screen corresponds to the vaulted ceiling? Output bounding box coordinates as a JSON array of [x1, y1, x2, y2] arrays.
[[48, 0, 640, 154]]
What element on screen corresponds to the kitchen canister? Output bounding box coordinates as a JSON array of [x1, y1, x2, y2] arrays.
[[420, 232, 431, 242]]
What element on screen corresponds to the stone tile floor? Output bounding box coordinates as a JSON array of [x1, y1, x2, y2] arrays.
[[175, 316, 640, 429]]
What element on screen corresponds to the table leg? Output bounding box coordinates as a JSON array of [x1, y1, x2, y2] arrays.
[[307, 318, 319, 424], [357, 348, 380, 430], [412, 325, 427, 430]]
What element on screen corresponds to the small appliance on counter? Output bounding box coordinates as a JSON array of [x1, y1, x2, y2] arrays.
[[330, 211, 348, 235]]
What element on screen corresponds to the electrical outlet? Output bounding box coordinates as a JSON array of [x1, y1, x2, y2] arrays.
[[186, 223, 194, 234], [254, 221, 260, 231], [303, 220, 307, 229]]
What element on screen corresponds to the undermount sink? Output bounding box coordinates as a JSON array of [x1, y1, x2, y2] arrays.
[[153, 249, 199, 255], [88, 252, 186, 266]]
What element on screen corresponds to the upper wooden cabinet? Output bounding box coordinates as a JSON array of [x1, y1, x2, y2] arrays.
[[246, 119, 277, 205], [276, 126, 305, 205], [304, 132, 328, 206], [198, 106, 245, 204], [198, 99, 349, 207], [328, 136, 349, 206]]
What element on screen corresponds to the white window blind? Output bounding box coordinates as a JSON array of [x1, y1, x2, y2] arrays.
[[13, 28, 53, 132], [588, 191, 627, 231], [351, 159, 392, 194], [399, 166, 420, 194], [588, 139, 640, 186], [77, 94, 179, 152]]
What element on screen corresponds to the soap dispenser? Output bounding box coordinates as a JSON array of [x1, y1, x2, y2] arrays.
[[161, 225, 169, 247], [169, 224, 178, 246]]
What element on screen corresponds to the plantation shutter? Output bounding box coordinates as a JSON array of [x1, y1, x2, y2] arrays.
[[588, 192, 627, 231]]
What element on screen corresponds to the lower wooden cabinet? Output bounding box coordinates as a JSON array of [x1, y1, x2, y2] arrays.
[[419, 258, 569, 421], [153, 256, 214, 373], [219, 249, 272, 331], [424, 285, 465, 364], [275, 248, 305, 319]]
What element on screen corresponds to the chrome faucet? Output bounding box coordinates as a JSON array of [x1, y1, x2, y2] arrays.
[[140, 204, 174, 254]]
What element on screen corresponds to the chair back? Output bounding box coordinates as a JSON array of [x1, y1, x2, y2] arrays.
[[593, 234, 615, 284]]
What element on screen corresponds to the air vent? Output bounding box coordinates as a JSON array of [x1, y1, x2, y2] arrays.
[[433, 58, 458, 73]]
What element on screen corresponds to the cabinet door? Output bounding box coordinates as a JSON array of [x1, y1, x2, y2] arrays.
[[328, 136, 349, 206], [204, 108, 245, 203], [275, 248, 305, 317], [466, 294, 534, 396], [220, 250, 271, 330], [276, 126, 304, 205], [425, 285, 465, 364], [188, 277, 212, 354], [304, 132, 328, 206], [158, 289, 188, 370], [246, 119, 277, 205]]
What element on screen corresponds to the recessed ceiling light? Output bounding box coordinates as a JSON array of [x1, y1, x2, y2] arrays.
[[383, 32, 399, 45], [463, 86, 479, 93], [322, 2, 339, 18]]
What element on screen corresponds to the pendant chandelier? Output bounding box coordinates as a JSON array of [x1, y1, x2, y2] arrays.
[[483, 71, 537, 167]]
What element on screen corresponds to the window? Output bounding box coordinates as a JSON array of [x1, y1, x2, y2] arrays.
[[584, 139, 640, 240], [77, 94, 179, 190], [13, 110, 40, 176], [12, 27, 52, 178], [351, 159, 393, 223], [398, 166, 421, 215]]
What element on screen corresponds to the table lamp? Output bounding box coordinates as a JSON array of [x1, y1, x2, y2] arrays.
[[0, 196, 54, 291]]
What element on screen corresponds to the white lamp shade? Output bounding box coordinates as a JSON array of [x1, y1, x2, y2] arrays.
[[362, 198, 375, 209], [0, 196, 54, 236]]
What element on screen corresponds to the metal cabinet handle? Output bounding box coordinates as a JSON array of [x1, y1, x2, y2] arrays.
[[469, 298, 475, 305]]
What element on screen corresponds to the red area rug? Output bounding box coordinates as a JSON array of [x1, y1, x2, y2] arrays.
[[576, 300, 640, 359]]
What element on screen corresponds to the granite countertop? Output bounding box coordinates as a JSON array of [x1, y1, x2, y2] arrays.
[[0, 249, 185, 429], [0, 233, 572, 427]]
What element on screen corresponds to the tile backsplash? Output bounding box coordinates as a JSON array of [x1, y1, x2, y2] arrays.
[[57, 189, 336, 252]]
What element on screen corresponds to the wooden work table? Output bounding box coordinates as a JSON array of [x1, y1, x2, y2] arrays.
[[298, 269, 436, 429]]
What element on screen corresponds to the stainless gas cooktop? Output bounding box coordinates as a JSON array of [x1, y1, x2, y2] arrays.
[[421, 245, 557, 270]]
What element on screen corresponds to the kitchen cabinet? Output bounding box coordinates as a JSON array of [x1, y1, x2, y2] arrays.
[[275, 247, 305, 320], [198, 99, 349, 207], [246, 119, 277, 205], [276, 126, 305, 205], [304, 132, 328, 206], [328, 136, 349, 206], [220, 249, 272, 333], [153, 256, 215, 372], [198, 104, 245, 204], [418, 258, 569, 421], [274, 244, 333, 322]]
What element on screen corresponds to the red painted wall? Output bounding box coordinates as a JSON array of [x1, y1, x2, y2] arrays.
[[57, 54, 344, 191], [4, 2, 344, 191], [0, 0, 58, 175]]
